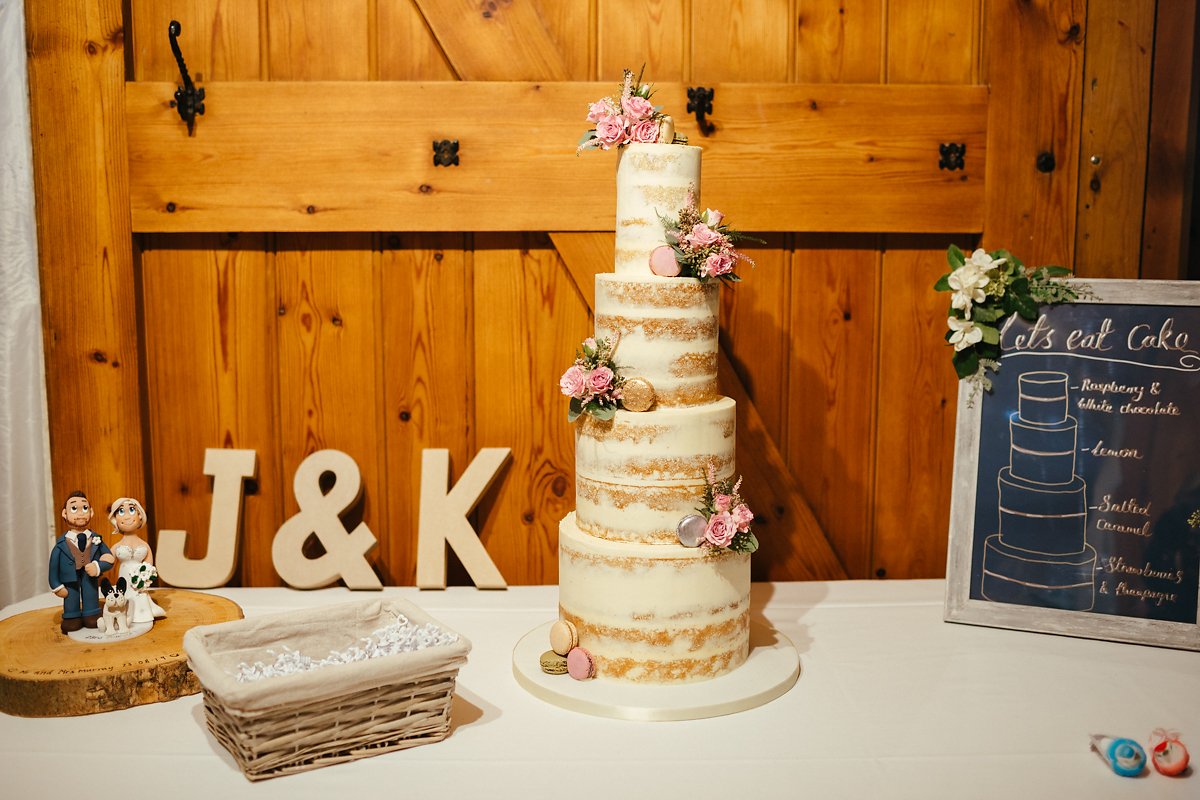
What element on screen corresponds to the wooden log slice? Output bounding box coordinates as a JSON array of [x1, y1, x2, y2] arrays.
[[0, 590, 243, 717]]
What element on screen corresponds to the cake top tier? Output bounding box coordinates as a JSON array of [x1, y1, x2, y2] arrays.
[[1018, 371, 1069, 424], [614, 144, 702, 276]]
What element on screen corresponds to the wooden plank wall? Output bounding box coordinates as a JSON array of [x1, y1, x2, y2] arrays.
[[29, 0, 1186, 586]]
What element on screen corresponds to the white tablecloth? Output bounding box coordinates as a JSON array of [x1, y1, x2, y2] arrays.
[[2, 581, 1196, 798]]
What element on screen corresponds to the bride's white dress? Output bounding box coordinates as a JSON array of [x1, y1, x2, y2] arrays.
[[114, 543, 166, 624]]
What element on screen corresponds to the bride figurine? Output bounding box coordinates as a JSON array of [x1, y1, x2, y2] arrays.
[[108, 497, 166, 624]]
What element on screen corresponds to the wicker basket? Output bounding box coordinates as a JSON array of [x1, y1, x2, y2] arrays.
[[183, 598, 471, 781]]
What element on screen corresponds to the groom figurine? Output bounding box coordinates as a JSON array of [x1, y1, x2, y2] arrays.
[[49, 491, 115, 634]]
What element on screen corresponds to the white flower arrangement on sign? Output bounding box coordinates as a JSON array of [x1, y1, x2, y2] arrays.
[[935, 245, 1080, 400]]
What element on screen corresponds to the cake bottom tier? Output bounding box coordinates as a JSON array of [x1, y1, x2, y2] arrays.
[[558, 513, 750, 684]]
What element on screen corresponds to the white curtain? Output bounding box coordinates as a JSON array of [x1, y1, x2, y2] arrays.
[[0, 0, 54, 608]]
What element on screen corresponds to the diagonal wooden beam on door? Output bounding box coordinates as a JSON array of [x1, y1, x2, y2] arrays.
[[551, 232, 848, 581], [413, 0, 570, 81]]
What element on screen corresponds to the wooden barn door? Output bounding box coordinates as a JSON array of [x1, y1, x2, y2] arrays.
[[44, 1, 1182, 587]]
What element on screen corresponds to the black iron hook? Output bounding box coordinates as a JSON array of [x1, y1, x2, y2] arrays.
[[168, 20, 205, 136], [687, 87, 715, 136]]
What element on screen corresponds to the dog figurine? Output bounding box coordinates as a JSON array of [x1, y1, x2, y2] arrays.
[[99, 577, 130, 635]]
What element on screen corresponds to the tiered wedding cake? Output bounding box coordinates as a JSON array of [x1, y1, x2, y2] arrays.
[[981, 371, 1097, 609], [557, 143, 751, 683]]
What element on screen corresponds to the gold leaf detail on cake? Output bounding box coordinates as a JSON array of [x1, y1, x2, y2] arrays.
[[577, 454, 733, 482], [626, 151, 679, 171], [595, 647, 747, 682], [614, 247, 652, 262], [576, 478, 702, 511], [560, 608, 748, 651], [573, 520, 679, 545], [577, 417, 669, 444], [669, 352, 718, 377], [617, 216, 653, 228], [595, 314, 717, 342], [560, 540, 745, 572], [638, 184, 691, 208], [653, 381, 722, 408], [597, 280, 717, 309]]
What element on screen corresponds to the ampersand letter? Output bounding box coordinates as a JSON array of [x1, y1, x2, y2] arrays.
[[272, 450, 381, 589]]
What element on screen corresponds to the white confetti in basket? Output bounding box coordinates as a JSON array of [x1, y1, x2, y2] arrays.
[[184, 598, 471, 781]]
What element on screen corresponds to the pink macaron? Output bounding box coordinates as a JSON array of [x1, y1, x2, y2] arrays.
[[649, 245, 681, 277], [566, 646, 595, 680]]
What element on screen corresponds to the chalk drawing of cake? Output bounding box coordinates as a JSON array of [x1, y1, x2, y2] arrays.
[[981, 371, 1098, 610]]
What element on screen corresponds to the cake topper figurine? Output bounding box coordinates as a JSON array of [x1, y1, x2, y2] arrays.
[[108, 497, 166, 625], [49, 491, 115, 634], [98, 577, 131, 635]]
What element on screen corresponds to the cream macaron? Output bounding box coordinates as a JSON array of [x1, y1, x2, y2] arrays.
[[549, 619, 578, 656]]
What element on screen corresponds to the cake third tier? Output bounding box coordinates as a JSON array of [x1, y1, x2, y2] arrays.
[[575, 398, 735, 543], [595, 274, 719, 408]]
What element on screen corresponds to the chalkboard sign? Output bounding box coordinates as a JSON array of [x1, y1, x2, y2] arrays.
[[945, 280, 1200, 650]]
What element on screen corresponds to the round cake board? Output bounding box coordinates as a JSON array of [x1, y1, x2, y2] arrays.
[[0, 589, 243, 718], [513, 620, 800, 721]]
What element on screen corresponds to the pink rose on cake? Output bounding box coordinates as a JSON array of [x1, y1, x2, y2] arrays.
[[579, 68, 677, 154], [702, 251, 736, 278], [621, 93, 654, 120], [559, 365, 587, 399], [594, 115, 628, 149], [685, 223, 723, 249], [630, 118, 660, 144], [687, 462, 759, 554], [587, 98, 618, 123], [586, 365, 614, 395], [732, 503, 754, 532], [562, 336, 626, 422], [655, 192, 761, 285], [704, 513, 737, 548]]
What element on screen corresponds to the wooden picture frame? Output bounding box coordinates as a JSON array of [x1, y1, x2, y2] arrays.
[[945, 279, 1200, 650]]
